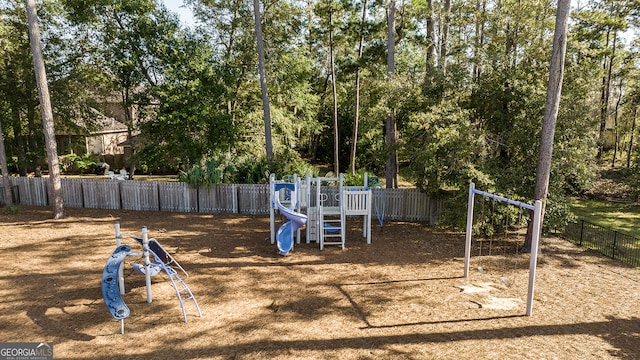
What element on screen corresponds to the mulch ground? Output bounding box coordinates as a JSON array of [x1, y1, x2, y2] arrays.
[[0, 206, 638, 359]]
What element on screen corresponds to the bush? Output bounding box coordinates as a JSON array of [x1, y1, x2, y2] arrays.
[[58, 153, 97, 174], [178, 154, 236, 188], [343, 170, 379, 187], [543, 194, 576, 233], [178, 150, 319, 187], [4, 204, 19, 215], [268, 148, 318, 180]]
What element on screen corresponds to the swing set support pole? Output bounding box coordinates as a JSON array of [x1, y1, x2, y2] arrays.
[[142, 227, 152, 303], [115, 222, 125, 295], [464, 182, 475, 278], [525, 199, 543, 316]]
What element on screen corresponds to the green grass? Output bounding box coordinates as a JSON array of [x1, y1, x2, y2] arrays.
[[570, 198, 640, 238]]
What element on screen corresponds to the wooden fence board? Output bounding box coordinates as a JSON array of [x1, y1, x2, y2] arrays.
[[404, 188, 428, 221], [61, 178, 84, 208], [82, 180, 121, 209], [12, 177, 48, 206], [0, 176, 439, 222], [237, 184, 269, 214], [158, 182, 197, 212], [199, 184, 238, 213], [0, 178, 18, 205], [121, 181, 159, 211]]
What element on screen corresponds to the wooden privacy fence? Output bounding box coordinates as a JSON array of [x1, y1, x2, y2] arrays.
[[0, 176, 440, 222]]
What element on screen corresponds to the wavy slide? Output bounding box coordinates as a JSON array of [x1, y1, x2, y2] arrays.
[[275, 198, 308, 256]]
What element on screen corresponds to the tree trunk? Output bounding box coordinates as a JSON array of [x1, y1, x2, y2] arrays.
[[385, 0, 398, 188], [612, 78, 623, 168], [350, 0, 367, 175], [25, 0, 64, 219], [10, 109, 27, 176], [3, 55, 28, 176], [329, 5, 339, 175], [522, 0, 571, 253], [125, 107, 136, 180], [597, 30, 617, 160], [253, 0, 273, 161], [0, 120, 12, 206], [438, 0, 452, 74], [225, 0, 241, 62], [472, 0, 486, 83], [424, 0, 436, 88], [627, 106, 637, 168]]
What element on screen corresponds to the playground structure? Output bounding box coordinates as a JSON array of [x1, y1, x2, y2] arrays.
[[306, 175, 347, 250], [269, 173, 377, 253], [102, 222, 202, 334], [269, 175, 307, 255], [464, 182, 542, 316], [373, 183, 385, 231], [7, 205, 640, 359]]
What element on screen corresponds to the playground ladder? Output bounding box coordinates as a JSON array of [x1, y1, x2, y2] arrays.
[[314, 175, 345, 250], [319, 204, 345, 250], [153, 252, 202, 322], [306, 207, 319, 243]]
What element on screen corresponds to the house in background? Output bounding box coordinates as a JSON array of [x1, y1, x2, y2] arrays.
[[85, 115, 129, 169], [56, 105, 136, 171]]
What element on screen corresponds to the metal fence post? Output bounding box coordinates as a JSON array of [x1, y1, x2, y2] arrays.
[[579, 220, 584, 246], [612, 231, 617, 260]]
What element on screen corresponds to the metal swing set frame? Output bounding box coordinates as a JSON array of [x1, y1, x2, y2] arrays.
[[464, 182, 543, 316]]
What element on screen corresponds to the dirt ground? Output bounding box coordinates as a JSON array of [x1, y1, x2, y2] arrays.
[[0, 206, 638, 360]]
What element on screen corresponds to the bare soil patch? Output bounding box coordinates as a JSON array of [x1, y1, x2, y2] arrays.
[[0, 206, 638, 359]]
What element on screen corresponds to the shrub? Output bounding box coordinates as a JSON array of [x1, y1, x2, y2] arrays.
[[58, 152, 97, 174], [178, 151, 319, 187], [4, 204, 19, 215]]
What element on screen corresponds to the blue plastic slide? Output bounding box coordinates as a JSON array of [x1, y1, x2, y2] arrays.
[[276, 221, 294, 255], [102, 245, 131, 320], [275, 198, 308, 256]]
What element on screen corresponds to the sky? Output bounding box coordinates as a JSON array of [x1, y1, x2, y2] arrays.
[[160, 0, 195, 27], [158, 1, 636, 44]]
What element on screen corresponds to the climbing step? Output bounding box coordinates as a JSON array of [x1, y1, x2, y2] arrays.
[[150, 251, 202, 322]]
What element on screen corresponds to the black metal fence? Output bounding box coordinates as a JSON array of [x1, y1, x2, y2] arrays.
[[563, 220, 640, 267]]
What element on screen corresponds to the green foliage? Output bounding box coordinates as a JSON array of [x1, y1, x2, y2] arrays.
[[620, 165, 640, 201], [58, 153, 97, 174], [471, 195, 531, 238], [268, 149, 319, 180], [544, 194, 576, 233], [178, 150, 318, 187], [57, 153, 77, 173], [178, 153, 236, 188], [571, 198, 640, 238], [3, 204, 19, 215], [403, 99, 491, 196], [234, 157, 271, 184], [0, 1, 47, 175], [0, 0, 634, 237], [343, 169, 377, 187]]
